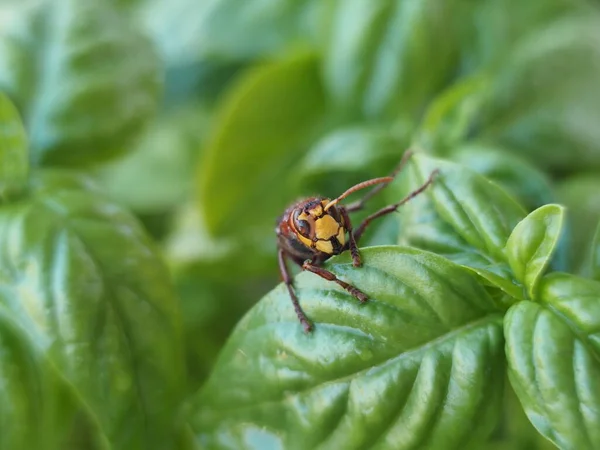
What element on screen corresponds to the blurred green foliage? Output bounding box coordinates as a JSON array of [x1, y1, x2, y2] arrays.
[[1, 0, 600, 449]]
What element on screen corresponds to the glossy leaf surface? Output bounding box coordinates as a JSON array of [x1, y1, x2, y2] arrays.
[[505, 205, 565, 299], [0, 0, 160, 166], [0, 93, 27, 201], [0, 171, 185, 449], [191, 247, 504, 449], [199, 53, 326, 237], [323, 0, 466, 119], [505, 273, 600, 449], [397, 154, 526, 299]]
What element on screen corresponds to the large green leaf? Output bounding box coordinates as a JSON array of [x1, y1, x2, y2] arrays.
[[396, 154, 526, 299], [0, 171, 185, 449], [0, 0, 160, 166], [323, 0, 467, 119], [199, 52, 327, 237], [0, 92, 27, 201], [505, 273, 600, 449], [505, 205, 565, 299], [191, 246, 504, 449]]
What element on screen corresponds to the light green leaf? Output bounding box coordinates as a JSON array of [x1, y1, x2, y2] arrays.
[[0, 92, 28, 201], [138, 0, 324, 65], [0, 170, 185, 449], [323, 0, 467, 119], [94, 104, 210, 214], [199, 52, 326, 237], [505, 273, 600, 450], [505, 204, 565, 299], [0, 0, 161, 166], [191, 246, 504, 450]]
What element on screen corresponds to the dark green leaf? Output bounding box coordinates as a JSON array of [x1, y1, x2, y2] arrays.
[[505, 273, 600, 450], [0, 0, 160, 166], [191, 246, 504, 449], [0, 171, 185, 449], [591, 221, 600, 282], [199, 52, 326, 237], [323, 0, 467, 119], [0, 93, 28, 201], [505, 205, 565, 299]]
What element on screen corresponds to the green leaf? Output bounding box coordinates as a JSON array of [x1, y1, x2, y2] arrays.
[[0, 318, 75, 450], [591, 221, 600, 282], [451, 144, 554, 211], [556, 174, 600, 274], [478, 15, 600, 171], [0, 92, 28, 201], [297, 125, 408, 195], [396, 154, 526, 299], [191, 246, 504, 449], [323, 0, 467, 119], [138, 0, 323, 64], [410, 154, 526, 261], [0, 0, 161, 166], [199, 52, 326, 237], [505, 204, 565, 299], [0, 170, 185, 449], [505, 273, 600, 450], [94, 104, 211, 214]]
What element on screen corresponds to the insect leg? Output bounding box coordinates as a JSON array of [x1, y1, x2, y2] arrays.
[[302, 261, 368, 303], [345, 149, 414, 212], [278, 248, 312, 332], [354, 169, 439, 242], [339, 206, 361, 267]]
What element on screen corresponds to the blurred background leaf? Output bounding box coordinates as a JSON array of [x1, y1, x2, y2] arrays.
[[0, 0, 161, 167]]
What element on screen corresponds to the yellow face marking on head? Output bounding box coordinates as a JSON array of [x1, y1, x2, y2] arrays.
[[336, 227, 346, 246], [315, 240, 334, 254], [314, 215, 340, 240], [308, 204, 323, 217], [298, 211, 311, 222], [296, 233, 313, 248]]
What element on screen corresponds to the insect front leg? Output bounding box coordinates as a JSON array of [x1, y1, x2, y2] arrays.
[[339, 206, 361, 267], [354, 169, 439, 243], [278, 248, 312, 332], [302, 260, 368, 303]]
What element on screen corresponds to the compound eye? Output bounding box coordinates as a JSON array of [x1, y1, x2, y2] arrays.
[[293, 209, 311, 237]]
